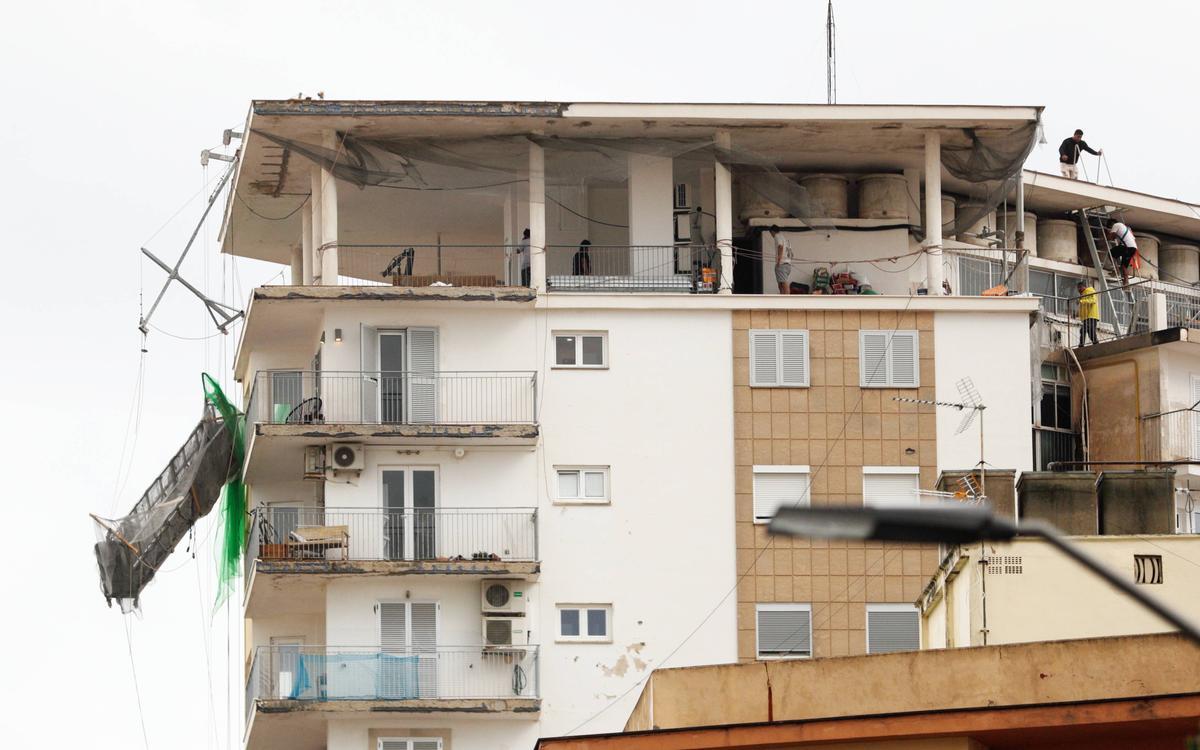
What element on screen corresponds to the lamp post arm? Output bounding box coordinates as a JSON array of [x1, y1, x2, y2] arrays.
[[1020, 519, 1200, 646]]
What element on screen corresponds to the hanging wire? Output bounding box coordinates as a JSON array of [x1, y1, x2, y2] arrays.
[[123, 616, 152, 750]]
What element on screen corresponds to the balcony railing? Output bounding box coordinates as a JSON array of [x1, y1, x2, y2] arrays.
[[1142, 408, 1200, 462], [266, 245, 530, 288], [247, 506, 538, 564], [246, 645, 538, 718], [546, 244, 720, 293], [1033, 427, 1080, 470], [247, 370, 537, 426]]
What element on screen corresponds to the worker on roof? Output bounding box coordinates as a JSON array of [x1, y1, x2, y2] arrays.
[[1106, 220, 1139, 286], [1076, 280, 1100, 346], [1059, 129, 1102, 180], [770, 225, 794, 295]]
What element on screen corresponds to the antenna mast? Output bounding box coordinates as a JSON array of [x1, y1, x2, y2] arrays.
[[826, 0, 837, 104]]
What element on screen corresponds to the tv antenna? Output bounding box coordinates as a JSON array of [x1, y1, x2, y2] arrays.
[[826, 0, 837, 104], [894, 377, 988, 498], [138, 155, 245, 337]]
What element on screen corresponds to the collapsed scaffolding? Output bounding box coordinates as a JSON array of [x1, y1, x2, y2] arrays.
[[92, 375, 247, 612]]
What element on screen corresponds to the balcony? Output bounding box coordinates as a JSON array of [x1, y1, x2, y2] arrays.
[[1142, 409, 1200, 462], [246, 370, 539, 446], [546, 244, 720, 293], [245, 645, 539, 743]]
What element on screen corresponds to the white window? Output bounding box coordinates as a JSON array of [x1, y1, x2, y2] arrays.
[[860, 330, 919, 388], [866, 604, 920, 654], [557, 604, 612, 642], [752, 465, 811, 524], [555, 466, 610, 503], [555, 332, 607, 368], [379, 739, 442, 750], [862, 467, 921, 509], [749, 329, 810, 387], [756, 603, 812, 659]]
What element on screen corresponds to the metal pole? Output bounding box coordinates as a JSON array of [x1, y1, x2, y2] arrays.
[[1022, 519, 1200, 646]]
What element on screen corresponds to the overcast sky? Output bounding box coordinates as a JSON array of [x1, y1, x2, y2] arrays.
[[3, 1, 1197, 748]]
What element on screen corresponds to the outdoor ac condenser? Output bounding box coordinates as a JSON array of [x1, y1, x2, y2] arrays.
[[483, 616, 526, 647]]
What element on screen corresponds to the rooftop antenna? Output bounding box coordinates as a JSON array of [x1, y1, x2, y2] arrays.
[[138, 156, 244, 337], [894, 377, 988, 499], [826, 0, 837, 105]]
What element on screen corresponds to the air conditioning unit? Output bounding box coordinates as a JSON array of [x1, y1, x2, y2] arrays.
[[481, 579, 526, 615], [328, 442, 364, 472], [303, 446, 326, 479], [482, 616, 526, 647], [674, 182, 692, 209]]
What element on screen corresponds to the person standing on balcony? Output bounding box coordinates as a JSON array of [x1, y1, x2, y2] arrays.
[[770, 225, 794, 294], [1106, 220, 1139, 285], [1058, 129, 1102, 180], [518, 228, 531, 287], [572, 239, 592, 276], [1076, 280, 1100, 346]]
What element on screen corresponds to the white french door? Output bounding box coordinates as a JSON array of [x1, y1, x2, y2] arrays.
[[381, 468, 438, 561], [360, 327, 438, 424]]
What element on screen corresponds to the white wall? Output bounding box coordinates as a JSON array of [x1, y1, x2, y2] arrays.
[[932, 310, 1033, 474], [328, 717, 540, 750]]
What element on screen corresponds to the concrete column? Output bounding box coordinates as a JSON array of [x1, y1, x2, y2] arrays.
[[529, 140, 546, 292], [290, 245, 303, 284], [319, 131, 340, 285], [503, 186, 514, 285], [714, 131, 734, 294], [924, 132, 944, 295], [1149, 292, 1169, 331], [300, 206, 314, 285], [309, 166, 324, 284], [627, 152, 674, 279]]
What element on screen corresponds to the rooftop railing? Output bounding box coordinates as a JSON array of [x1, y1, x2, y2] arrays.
[[247, 370, 538, 427], [246, 645, 538, 719], [246, 506, 538, 564], [546, 244, 720, 293], [330, 244, 529, 288]]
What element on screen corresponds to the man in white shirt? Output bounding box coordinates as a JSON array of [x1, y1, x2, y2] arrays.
[[770, 225, 794, 294], [1106, 220, 1138, 285], [517, 228, 531, 287]]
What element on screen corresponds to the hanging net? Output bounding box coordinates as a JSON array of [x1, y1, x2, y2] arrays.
[[203, 373, 247, 610]]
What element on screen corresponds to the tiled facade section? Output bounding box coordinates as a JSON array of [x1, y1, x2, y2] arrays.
[[733, 309, 942, 661]]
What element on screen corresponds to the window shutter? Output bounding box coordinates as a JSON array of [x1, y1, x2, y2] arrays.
[[406, 327, 438, 424], [410, 602, 438, 651], [890, 332, 919, 387], [753, 471, 809, 522], [380, 602, 407, 652], [750, 331, 779, 386], [867, 608, 920, 653], [379, 741, 408, 750], [757, 607, 811, 657], [412, 742, 442, 750], [780, 331, 809, 386], [361, 324, 380, 423], [860, 331, 889, 386], [863, 472, 920, 509], [1191, 377, 1200, 459]]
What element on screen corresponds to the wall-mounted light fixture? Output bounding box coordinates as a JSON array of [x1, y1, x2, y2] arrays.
[[334, 328, 343, 343]]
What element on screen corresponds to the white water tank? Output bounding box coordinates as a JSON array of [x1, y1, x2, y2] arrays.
[[739, 192, 788, 223], [997, 211, 1039, 257], [1037, 219, 1078, 263], [959, 202, 998, 247], [1135, 233, 1160, 280], [941, 195, 957, 240], [1161, 243, 1200, 286], [798, 174, 849, 219], [857, 174, 909, 219]]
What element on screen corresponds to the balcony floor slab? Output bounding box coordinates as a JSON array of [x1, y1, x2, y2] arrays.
[[255, 422, 539, 446], [255, 697, 541, 716]]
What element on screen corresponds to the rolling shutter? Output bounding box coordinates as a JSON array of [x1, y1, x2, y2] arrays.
[[379, 740, 442, 750], [406, 327, 438, 424], [753, 470, 810, 522], [867, 607, 920, 653], [863, 471, 920, 509], [750, 331, 779, 386], [750, 330, 809, 387], [757, 606, 811, 658]]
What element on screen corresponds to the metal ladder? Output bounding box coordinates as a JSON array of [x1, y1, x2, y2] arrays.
[[1076, 206, 1134, 335]]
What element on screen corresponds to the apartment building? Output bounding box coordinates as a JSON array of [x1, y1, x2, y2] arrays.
[[219, 100, 1082, 750]]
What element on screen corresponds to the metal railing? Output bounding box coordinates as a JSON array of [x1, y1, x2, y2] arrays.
[[247, 506, 538, 564], [247, 370, 537, 426], [246, 645, 538, 714], [546, 244, 719, 293], [267, 244, 530, 287], [1141, 408, 1200, 462], [1033, 427, 1080, 470]]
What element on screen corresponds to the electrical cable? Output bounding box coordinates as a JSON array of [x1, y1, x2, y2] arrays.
[[123, 616, 152, 750], [545, 194, 629, 228], [235, 191, 310, 221], [564, 294, 918, 735]]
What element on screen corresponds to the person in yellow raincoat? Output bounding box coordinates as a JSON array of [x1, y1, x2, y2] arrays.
[[1077, 280, 1099, 346]]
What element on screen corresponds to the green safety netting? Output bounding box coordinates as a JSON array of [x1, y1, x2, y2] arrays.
[[203, 373, 247, 609]]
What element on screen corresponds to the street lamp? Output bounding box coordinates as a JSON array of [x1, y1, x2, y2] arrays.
[[769, 505, 1200, 646]]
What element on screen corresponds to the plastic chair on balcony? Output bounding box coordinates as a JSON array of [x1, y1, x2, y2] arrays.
[[284, 397, 324, 424]]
